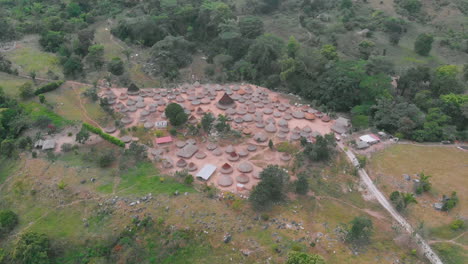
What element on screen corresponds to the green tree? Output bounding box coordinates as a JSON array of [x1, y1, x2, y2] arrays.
[[358, 40, 375, 60], [18, 82, 35, 99], [401, 0, 422, 13], [14, 232, 51, 264], [214, 114, 230, 133], [76, 126, 90, 144], [201, 112, 215, 132], [38, 95, 46, 104], [39, 31, 64, 52], [414, 33, 434, 56], [108, 57, 124, 76], [295, 173, 309, 195], [268, 139, 274, 149], [67, 2, 82, 17], [442, 192, 459, 211], [287, 36, 300, 59], [86, 44, 105, 69], [249, 165, 289, 210], [165, 103, 187, 127], [149, 36, 194, 79], [286, 251, 326, 264], [320, 44, 338, 60], [346, 216, 373, 246], [246, 34, 285, 79], [63, 56, 83, 77], [239, 16, 264, 39], [0, 209, 18, 236], [431, 65, 464, 96], [302, 134, 336, 162], [416, 172, 432, 194]]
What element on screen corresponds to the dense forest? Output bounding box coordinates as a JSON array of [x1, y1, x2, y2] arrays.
[[1, 0, 467, 144]]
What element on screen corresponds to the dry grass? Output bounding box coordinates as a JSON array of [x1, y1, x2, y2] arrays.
[[368, 144, 468, 241]]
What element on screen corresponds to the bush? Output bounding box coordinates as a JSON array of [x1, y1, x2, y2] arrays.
[[165, 103, 187, 127], [414, 33, 434, 56], [249, 165, 289, 210], [98, 150, 116, 167], [82, 123, 125, 147], [0, 210, 18, 236], [169, 127, 177, 136], [108, 57, 124, 75], [295, 173, 309, 195], [14, 232, 50, 264], [34, 81, 64, 95], [450, 219, 464, 230], [61, 143, 73, 152], [19, 82, 35, 99]]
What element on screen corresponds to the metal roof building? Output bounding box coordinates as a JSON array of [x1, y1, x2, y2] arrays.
[[196, 164, 217, 181]]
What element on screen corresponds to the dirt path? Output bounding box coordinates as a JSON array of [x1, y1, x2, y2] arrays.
[[68, 82, 102, 128], [338, 142, 444, 264], [319, 195, 388, 221]]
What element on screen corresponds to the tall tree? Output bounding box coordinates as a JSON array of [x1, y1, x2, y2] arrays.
[[414, 33, 434, 56]]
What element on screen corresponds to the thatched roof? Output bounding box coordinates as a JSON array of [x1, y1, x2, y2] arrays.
[[322, 115, 331, 122], [247, 144, 257, 152], [292, 111, 305, 119], [227, 151, 239, 161], [177, 158, 187, 168], [225, 145, 235, 154], [195, 152, 207, 159], [236, 174, 250, 184], [253, 132, 268, 142], [221, 163, 233, 174], [265, 123, 277, 133], [212, 148, 223, 156], [206, 142, 217, 151], [128, 83, 140, 92], [218, 93, 235, 106], [237, 162, 253, 173], [188, 162, 197, 171], [218, 175, 233, 187], [176, 144, 199, 159]]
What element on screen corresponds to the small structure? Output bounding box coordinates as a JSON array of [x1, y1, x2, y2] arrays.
[[176, 158, 187, 168], [253, 132, 268, 142], [331, 117, 350, 135], [227, 151, 239, 161], [216, 93, 236, 109], [196, 164, 216, 181], [359, 134, 380, 145], [237, 162, 253, 173], [155, 121, 168, 129], [42, 140, 56, 150], [356, 141, 369, 149], [212, 148, 223, 156], [177, 144, 199, 158], [236, 174, 250, 184], [195, 152, 207, 159], [221, 163, 233, 174], [188, 162, 197, 171], [218, 175, 233, 187], [155, 136, 173, 145]]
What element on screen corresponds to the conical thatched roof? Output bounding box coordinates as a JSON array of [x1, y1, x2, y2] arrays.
[[247, 144, 257, 152], [265, 123, 277, 133], [188, 162, 197, 171], [253, 132, 268, 142], [278, 119, 288, 127], [302, 125, 312, 133], [212, 148, 223, 156], [236, 174, 250, 184], [225, 145, 235, 154], [221, 163, 233, 174], [322, 115, 331, 122], [176, 141, 187, 148], [218, 175, 233, 187], [237, 162, 253, 173], [177, 158, 187, 168], [292, 111, 305, 119], [206, 142, 217, 151], [305, 113, 316, 120], [280, 153, 292, 161], [227, 151, 239, 161], [128, 83, 140, 95], [195, 152, 207, 159], [238, 149, 248, 157], [218, 93, 234, 106]]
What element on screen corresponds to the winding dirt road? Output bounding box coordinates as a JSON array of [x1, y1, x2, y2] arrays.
[[337, 142, 443, 264]]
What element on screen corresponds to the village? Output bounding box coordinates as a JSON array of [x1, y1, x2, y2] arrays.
[[99, 82, 341, 193]]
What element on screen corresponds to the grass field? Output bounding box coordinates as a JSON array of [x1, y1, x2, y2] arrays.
[[0, 144, 425, 263], [5, 35, 62, 79], [0, 72, 37, 97], [21, 101, 72, 127], [44, 83, 108, 125], [368, 144, 468, 253]]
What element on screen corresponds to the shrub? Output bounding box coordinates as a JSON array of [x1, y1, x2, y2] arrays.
[[82, 123, 125, 147], [98, 150, 116, 167], [414, 33, 434, 56], [169, 127, 177, 136], [19, 82, 35, 99], [276, 142, 299, 154], [14, 232, 51, 264], [165, 103, 187, 126], [0, 210, 18, 236], [450, 219, 464, 230], [295, 173, 309, 195], [34, 81, 64, 95], [61, 143, 73, 152]]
